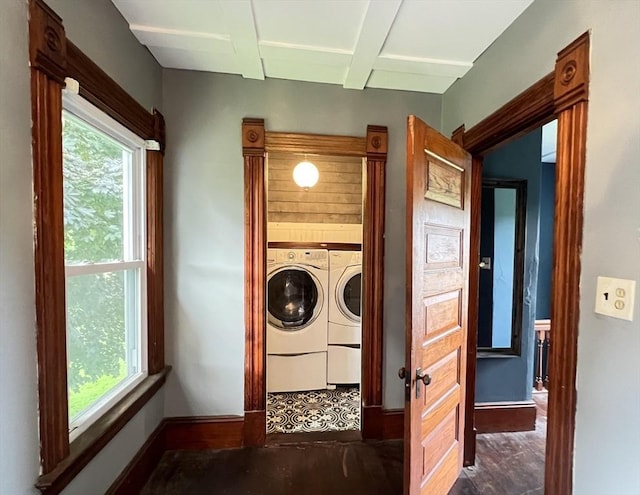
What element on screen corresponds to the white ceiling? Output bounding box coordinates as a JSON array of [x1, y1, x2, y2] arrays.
[[112, 0, 534, 94]]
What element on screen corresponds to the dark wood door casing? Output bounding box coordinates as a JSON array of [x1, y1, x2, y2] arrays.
[[455, 32, 590, 495], [242, 121, 388, 445]]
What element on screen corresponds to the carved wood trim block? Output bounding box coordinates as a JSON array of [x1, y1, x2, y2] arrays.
[[366, 125, 388, 160], [242, 118, 266, 156], [554, 31, 590, 113], [29, 0, 67, 83]]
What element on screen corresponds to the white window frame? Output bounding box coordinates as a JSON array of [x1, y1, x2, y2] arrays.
[[62, 92, 148, 441]]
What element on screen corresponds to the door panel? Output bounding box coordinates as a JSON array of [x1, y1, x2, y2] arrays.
[[405, 116, 471, 495]]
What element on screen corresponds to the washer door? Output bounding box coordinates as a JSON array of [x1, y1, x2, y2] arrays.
[[337, 267, 362, 323], [268, 266, 323, 330]]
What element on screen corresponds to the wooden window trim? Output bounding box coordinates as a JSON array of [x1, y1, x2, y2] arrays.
[[241, 121, 388, 444], [455, 32, 590, 495], [28, 0, 167, 492]]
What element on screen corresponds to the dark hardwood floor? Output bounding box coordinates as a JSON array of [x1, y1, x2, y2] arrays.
[[142, 393, 547, 495], [456, 392, 547, 495]]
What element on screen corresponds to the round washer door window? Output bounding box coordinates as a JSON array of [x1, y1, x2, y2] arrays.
[[338, 270, 361, 323], [268, 267, 322, 330]]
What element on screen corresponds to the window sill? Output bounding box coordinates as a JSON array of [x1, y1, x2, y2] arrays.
[[36, 366, 171, 494]]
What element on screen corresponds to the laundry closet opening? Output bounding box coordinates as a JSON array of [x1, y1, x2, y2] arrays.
[[265, 152, 364, 437]]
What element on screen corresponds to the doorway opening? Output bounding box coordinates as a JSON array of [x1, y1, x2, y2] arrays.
[[265, 152, 365, 437], [461, 120, 557, 492], [241, 122, 387, 446]]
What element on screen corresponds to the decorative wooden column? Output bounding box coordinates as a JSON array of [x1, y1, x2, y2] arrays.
[[545, 32, 590, 495], [361, 125, 388, 439], [29, 0, 70, 474], [242, 118, 267, 446]]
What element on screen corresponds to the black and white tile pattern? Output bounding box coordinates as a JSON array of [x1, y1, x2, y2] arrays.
[[266, 387, 360, 434]]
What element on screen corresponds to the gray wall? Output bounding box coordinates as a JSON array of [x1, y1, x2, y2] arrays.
[[162, 70, 441, 415], [0, 2, 39, 494], [477, 129, 542, 402], [536, 162, 555, 319], [0, 1, 164, 494], [442, 1, 640, 493], [47, 0, 162, 111]]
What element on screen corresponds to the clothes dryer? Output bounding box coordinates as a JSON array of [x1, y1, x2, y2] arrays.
[[327, 250, 362, 385], [266, 249, 329, 392], [328, 250, 362, 344]]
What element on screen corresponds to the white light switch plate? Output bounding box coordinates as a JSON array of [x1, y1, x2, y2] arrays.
[[594, 276, 636, 321]]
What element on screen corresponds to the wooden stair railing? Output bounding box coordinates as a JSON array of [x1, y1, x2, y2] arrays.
[[535, 319, 551, 391]]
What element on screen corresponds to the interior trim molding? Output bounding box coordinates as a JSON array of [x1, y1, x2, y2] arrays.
[[109, 408, 404, 490], [463, 73, 555, 156], [474, 401, 537, 434], [243, 121, 387, 444], [242, 118, 267, 447], [66, 41, 157, 144], [545, 31, 589, 495], [361, 125, 387, 438], [265, 131, 367, 157], [462, 155, 482, 466], [164, 415, 245, 451], [106, 420, 166, 495], [36, 368, 170, 494], [382, 409, 404, 440], [457, 31, 589, 495], [28, 0, 168, 490]]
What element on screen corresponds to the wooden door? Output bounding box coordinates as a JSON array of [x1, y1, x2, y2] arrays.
[[404, 116, 471, 495]]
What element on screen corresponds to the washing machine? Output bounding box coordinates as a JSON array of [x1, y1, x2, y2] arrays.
[[266, 248, 329, 392], [327, 250, 362, 385]]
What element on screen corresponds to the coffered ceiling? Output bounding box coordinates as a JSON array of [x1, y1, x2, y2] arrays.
[[112, 0, 534, 94]]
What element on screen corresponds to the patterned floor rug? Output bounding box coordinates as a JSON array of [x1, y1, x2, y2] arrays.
[[266, 387, 360, 434]]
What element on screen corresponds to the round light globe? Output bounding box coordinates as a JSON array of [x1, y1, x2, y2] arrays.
[[293, 160, 319, 188]]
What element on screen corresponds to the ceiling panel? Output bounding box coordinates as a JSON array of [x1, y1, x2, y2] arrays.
[[263, 59, 348, 86], [131, 25, 233, 54], [259, 42, 352, 67], [380, 0, 534, 62], [111, 0, 535, 94], [252, 0, 369, 51], [150, 46, 239, 74], [367, 69, 456, 94], [113, 0, 229, 34]]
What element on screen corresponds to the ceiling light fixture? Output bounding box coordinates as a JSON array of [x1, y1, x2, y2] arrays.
[[292, 157, 319, 190]]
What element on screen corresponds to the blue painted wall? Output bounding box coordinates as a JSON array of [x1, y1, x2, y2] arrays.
[[476, 128, 542, 403], [536, 163, 555, 319]]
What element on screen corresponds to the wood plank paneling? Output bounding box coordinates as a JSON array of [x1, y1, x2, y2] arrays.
[[267, 152, 363, 224], [265, 132, 366, 157]]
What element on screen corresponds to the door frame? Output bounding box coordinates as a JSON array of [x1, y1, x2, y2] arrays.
[[453, 32, 590, 495], [241, 120, 388, 446]]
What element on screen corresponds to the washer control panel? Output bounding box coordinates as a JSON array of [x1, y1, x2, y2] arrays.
[[268, 249, 329, 268]]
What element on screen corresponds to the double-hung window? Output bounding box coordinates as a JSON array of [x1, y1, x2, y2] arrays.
[[62, 93, 148, 439]]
